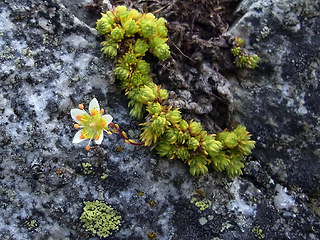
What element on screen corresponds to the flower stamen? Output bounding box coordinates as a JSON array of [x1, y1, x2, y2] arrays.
[[71, 98, 113, 150], [78, 104, 84, 110]]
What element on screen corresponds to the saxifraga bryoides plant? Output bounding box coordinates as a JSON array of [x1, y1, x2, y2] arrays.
[[71, 5, 256, 178]]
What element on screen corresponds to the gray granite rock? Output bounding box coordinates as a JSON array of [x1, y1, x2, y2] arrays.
[[0, 0, 319, 239], [228, 0, 320, 197]]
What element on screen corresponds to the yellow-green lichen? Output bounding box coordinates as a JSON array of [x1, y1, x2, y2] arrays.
[[252, 225, 265, 239], [190, 197, 212, 211], [79, 162, 93, 175], [25, 219, 38, 230], [221, 221, 232, 232], [100, 173, 108, 180], [80, 200, 121, 238], [148, 232, 157, 240]]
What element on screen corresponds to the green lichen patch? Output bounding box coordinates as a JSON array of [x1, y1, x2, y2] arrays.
[[80, 200, 121, 238], [78, 162, 93, 175], [252, 225, 265, 239], [190, 197, 212, 211], [24, 219, 38, 231]]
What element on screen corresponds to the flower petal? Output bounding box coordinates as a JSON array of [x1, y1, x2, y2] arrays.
[[89, 98, 100, 113], [102, 114, 113, 125], [71, 109, 88, 123], [95, 131, 104, 144], [73, 130, 86, 143]]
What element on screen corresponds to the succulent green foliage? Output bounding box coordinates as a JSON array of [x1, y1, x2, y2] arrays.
[[140, 114, 169, 146], [80, 200, 121, 238], [96, 5, 170, 60], [140, 18, 156, 39], [123, 19, 138, 36], [188, 155, 209, 176], [101, 40, 117, 58], [96, 6, 170, 118], [96, 12, 114, 35], [97, 6, 256, 178], [149, 37, 170, 60], [133, 39, 149, 56], [214, 125, 256, 177], [110, 27, 125, 41], [231, 37, 260, 69], [202, 135, 223, 157]]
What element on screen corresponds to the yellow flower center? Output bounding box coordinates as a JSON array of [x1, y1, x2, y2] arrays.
[[79, 111, 108, 139]]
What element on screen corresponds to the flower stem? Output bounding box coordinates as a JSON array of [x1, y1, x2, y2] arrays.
[[108, 122, 145, 146]]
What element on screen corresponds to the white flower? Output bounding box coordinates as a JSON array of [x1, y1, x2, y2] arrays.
[[71, 98, 113, 150]]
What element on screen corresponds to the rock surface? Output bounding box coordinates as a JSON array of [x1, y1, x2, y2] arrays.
[[0, 0, 319, 239], [228, 0, 320, 202]]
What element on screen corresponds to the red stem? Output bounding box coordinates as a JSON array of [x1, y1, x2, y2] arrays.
[[108, 122, 145, 146]]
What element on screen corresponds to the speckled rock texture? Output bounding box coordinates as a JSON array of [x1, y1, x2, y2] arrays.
[[228, 0, 320, 198], [0, 0, 319, 239]]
